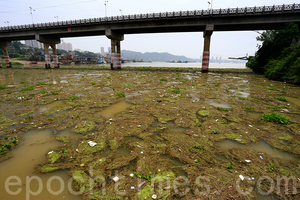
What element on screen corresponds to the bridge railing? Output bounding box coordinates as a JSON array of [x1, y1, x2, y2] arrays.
[[0, 4, 300, 32]]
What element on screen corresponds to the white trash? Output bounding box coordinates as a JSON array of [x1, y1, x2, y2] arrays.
[[239, 175, 244, 181], [152, 194, 157, 199], [245, 160, 251, 163], [113, 176, 119, 182], [88, 141, 97, 147]]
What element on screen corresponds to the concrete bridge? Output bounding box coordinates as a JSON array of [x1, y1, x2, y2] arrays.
[[1, 3, 300, 70]]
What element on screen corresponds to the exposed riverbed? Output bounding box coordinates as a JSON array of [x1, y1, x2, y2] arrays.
[[0, 66, 300, 200]]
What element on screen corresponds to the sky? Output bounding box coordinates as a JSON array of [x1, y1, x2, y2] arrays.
[[0, 0, 295, 59]]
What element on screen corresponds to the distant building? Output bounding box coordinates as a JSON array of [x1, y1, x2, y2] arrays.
[[101, 47, 104, 55], [25, 40, 43, 49], [108, 47, 111, 53], [74, 48, 81, 52], [57, 40, 73, 51]]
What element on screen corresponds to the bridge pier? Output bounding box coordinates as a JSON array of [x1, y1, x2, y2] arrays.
[[0, 41, 12, 68], [35, 34, 60, 69], [202, 25, 214, 72], [106, 29, 124, 70]]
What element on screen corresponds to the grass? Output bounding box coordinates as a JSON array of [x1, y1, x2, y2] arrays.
[[243, 106, 254, 111], [262, 113, 289, 124], [124, 84, 131, 88], [21, 85, 34, 91], [166, 88, 181, 94], [217, 107, 229, 111], [36, 82, 47, 86], [91, 81, 96, 85], [69, 95, 80, 100], [269, 86, 278, 91], [106, 76, 111, 79], [25, 116, 34, 120], [117, 92, 125, 97], [238, 97, 248, 100], [195, 122, 203, 127], [20, 81, 28, 84], [160, 78, 167, 81], [40, 91, 47, 94], [269, 163, 275, 172], [276, 96, 287, 102], [0, 85, 7, 89], [51, 91, 58, 95], [192, 145, 205, 150], [227, 162, 233, 173]]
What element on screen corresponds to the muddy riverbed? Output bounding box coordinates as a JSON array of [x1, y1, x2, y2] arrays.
[[0, 66, 300, 200]]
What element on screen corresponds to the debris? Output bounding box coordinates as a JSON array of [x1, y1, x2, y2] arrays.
[[131, 186, 135, 189], [109, 118, 113, 121], [134, 121, 139, 123], [138, 181, 145, 188], [249, 125, 252, 127], [157, 100, 162, 102], [130, 173, 134, 177], [239, 175, 244, 181], [113, 176, 119, 182], [80, 163, 85, 167], [88, 141, 97, 147], [235, 139, 242, 142], [211, 130, 219, 134], [152, 194, 157, 199], [245, 160, 251, 163], [260, 156, 264, 160], [137, 125, 141, 128], [248, 177, 255, 181], [76, 149, 79, 152], [141, 151, 143, 154], [48, 151, 53, 154]]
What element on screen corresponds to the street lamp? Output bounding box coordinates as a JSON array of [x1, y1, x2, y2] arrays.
[[104, 0, 108, 17], [4, 21, 9, 26], [29, 7, 35, 26], [119, 9, 123, 15], [54, 16, 59, 22]]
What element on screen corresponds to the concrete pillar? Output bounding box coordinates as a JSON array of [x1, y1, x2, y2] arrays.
[[43, 43, 51, 69], [106, 29, 124, 70], [202, 25, 214, 72], [8, 73, 14, 85], [110, 39, 121, 69], [0, 46, 12, 68], [50, 44, 59, 68]]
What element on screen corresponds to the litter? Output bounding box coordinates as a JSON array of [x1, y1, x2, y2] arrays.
[[48, 151, 53, 154], [141, 151, 143, 154], [138, 181, 145, 188], [113, 176, 119, 182], [130, 173, 134, 177], [245, 160, 251, 163], [235, 139, 242, 142], [137, 125, 141, 128], [249, 125, 252, 127], [131, 186, 135, 189], [80, 163, 85, 167], [239, 175, 244, 181], [88, 141, 97, 147], [109, 118, 113, 121], [248, 177, 255, 181], [152, 194, 157, 199], [260, 156, 264, 160]]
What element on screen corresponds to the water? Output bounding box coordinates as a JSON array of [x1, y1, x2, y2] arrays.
[[99, 99, 131, 118], [0, 129, 82, 200], [217, 140, 300, 160], [37, 101, 64, 114], [120, 62, 246, 69]]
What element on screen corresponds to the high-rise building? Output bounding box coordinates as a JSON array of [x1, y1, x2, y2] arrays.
[[57, 40, 73, 51], [101, 47, 104, 55], [25, 40, 43, 49]]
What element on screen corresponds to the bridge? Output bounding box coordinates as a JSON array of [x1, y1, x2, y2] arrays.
[[0, 3, 300, 70]]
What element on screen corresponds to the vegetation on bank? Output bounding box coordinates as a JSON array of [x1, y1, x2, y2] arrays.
[[247, 23, 300, 83]]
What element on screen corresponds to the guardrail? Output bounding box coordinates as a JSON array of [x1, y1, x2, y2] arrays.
[[0, 4, 299, 32]]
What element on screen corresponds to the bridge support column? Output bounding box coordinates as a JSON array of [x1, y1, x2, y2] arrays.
[[105, 29, 124, 70], [35, 34, 60, 69], [0, 41, 12, 68], [110, 39, 121, 69], [50, 44, 59, 68], [43, 43, 51, 69], [202, 25, 214, 72]]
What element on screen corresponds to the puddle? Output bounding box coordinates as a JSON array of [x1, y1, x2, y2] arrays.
[[217, 140, 300, 160], [207, 99, 232, 109], [0, 129, 82, 200], [125, 90, 149, 101], [99, 100, 131, 118], [163, 155, 188, 177], [151, 120, 189, 132], [114, 147, 129, 158], [37, 101, 64, 114], [246, 112, 262, 120], [285, 97, 300, 108], [189, 93, 199, 102]]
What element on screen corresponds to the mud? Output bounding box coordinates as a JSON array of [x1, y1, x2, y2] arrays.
[[0, 66, 300, 200]]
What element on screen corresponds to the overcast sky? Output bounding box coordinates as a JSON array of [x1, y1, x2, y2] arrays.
[[0, 0, 295, 59]]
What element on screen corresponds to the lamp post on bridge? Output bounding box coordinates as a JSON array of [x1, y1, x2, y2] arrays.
[[29, 7, 35, 27], [104, 0, 108, 18], [4, 21, 9, 27], [54, 16, 59, 22], [119, 9, 123, 15]]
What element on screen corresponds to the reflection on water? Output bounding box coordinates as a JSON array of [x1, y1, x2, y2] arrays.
[[0, 129, 82, 200], [217, 139, 300, 160], [99, 100, 131, 118]]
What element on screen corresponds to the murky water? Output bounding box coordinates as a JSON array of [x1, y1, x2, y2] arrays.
[[207, 99, 232, 109], [285, 97, 300, 108], [217, 140, 300, 160], [37, 101, 64, 114], [99, 99, 131, 118], [246, 112, 262, 120], [0, 129, 82, 200]]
